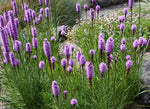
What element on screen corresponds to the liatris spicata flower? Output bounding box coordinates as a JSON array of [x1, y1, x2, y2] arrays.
[[13, 40, 21, 52], [98, 33, 104, 39], [39, 61, 45, 70], [120, 23, 125, 34], [84, 4, 88, 19], [98, 38, 105, 61], [32, 10, 36, 19], [15, 18, 19, 28], [70, 45, 75, 55], [138, 37, 144, 46], [40, 8, 44, 14], [123, 8, 128, 17], [67, 66, 73, 75], [118, 16, 125, 23], [52, 81, 60, 102], [64, 44, 70, 60], [39, 0, 43, 5], [33, 17, 38, 25], [89, 49, 95, 62], [129, 0, 134, 9], [45, 0, 50, 8], [26, 42, 32, 57], [0, 28, 9, 52], [79, 55, 86, 66], [45, 7, 50, 19], [38, 14, 43, 22], [76, 3, 81, 22], [32, 38, 38, 50], [51, 36, 55, 42], [0, 15, 5, 27], [143, 39, 147, 46], [99, 62, 106, 78], [12, 1, 18, 17], [110, 54, 113, 61], [64, 90, 67, 100], [121, 38, 126, 44], [33, 55, 37, 59], [61, 25, 66, 32], [126, 60, 133, 77], [133, 40, 138, 50], [96, 5, 100, 18], [9, 52, 16, 67], [120, 44, 126, 52], [91, 0, 96, 9], [90, 8, 94, 26], [61, 30, 66, 41], [43, 38, 51, 58], [76, 51, 82, 62], [31, 27, 37, 38], [126, 55, 131, 61], [71, 99, 77, 109], [15, 59, 20, 67], [3, 11, 9, 24], [69, 58, 74, 67], [25, 10, 31, 23], [131, 24, 137, 35], [51, 56, 56, 70], [61, 58, 67, 73], [3, 51, 9, 62]]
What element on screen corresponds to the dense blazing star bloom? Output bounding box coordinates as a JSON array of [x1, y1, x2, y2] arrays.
[[31, 27, 37, 37], [32, 38, 38, 50], [26, 42, 32, 52], [76, 51, 82, 61], [85, 62, 94, 80], [96, 5, 100, 12], [39, 61, 45, 70], [70, 45, 75, 51], [32, 10, 36, 19], [120, 23, 125, 32], [64, 44, 70, 59], [0, 28, 9, 52], [143, 39, 147, 46], [25, 10, 31, 23], [90, 8, 94, 21], [71, 99, 77, 106], [61, 30, 66, 36], [109, 54, 113, 61], [3, 51, 9, 62], [64, 90, 67, 100], [39, 0, 43, 5], [9, 52, 16, 66], [0, 15, 5, 27], [12, 1, 18, 16], [51, 36, 55, 42], [33, 55, 37, 59], [33, 17, 38, 25], [126, 60, 133, 69], [22, 3, 28, 11], [15, 18, 19, 27], [13, 40, 21, 52], [24, 17, 27, 22], [45, 0, 50, 7], [45, 7, 50, 19], [76, 3, 81, 13], [98, 38, 105, 50], [121, 38, 126, 44], [15, 59, 20, 67], [123, 8, 128, 16], [67, 66, 73, 74], [61, 25, 66, 32], [129, 0, 134, 9], [84, 4, 88, 11], [131, 24, 137, 33], [52, 81, 60, 97], [98, 33, 104, 39], [121, 16, 125, 22], [69, 58, 74, 67], [126, 55, 131, 61], [43, 38, 51, 58], [138, 37, 144, 46], [89, 49, 95, 56], [40, 8, 44, 14], [38, 14, 43, 22], [105, 37, 114, 54], [99, 62, 106, 78], [118, 16, 122, 22], [51, 56, 56, 63], [79, 55, 86, 66], [133, 40, 138, 50], [61, 58, 67, 68], [3, 11, 9, 24], [120, 44, 126, 52]]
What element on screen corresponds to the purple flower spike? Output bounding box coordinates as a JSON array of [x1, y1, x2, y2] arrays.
[[76, 3, 81, 13], [15, 59, 20, 67], [43, 38, 51, 58], [61, 30, 66, 36], [79, 55, 86, 66], [39, 61, 45, 70], [12, 1, 18, 17], [32, 38, 38, 50], [90, 8, 94, 21], [105, 37, 114, 54], [67, 66, 73, 75], [96, 5, 100, 11], [121, 38, 126, 44], [99, 62, 106, 78], [33, 55, 37, 59], [39, 0, 43, 5], [110, 54, 113, 61], [3, 51, 9, 62], [64, 90, 67, 100], [32, 10, 36, 19], [40, 8, 44, 14], [98, 38, 105, 50], [129, 0, 134, 9], [0, 15, 5, 27], [126, 60, 133, 77], [70, 45, 75, 52], [64, 44, 70, 59], [61, 25, 66, 32], [15, 18, 19, 28], [126, 55, 131, 61], [52, 81, 60, 101], [89, 49, 95, 62], [3, 11, 9, 24], [51, 36, 55, 42], [85, 62, 94, 80], [120, 44, 126, 52], [25, 10, 31, 23], [38, 14, 43, 22], [33, 17, 38, 25], [61, 58, 67, 69], [69, 58, 74, 67], [120, 23, 125, 33], [26, 43, 32, 56], [45, 7, 50, 19], [133, 40, 138, 50], [13, 40, 21, 52], [131, 24, 137, 33], [45, 0, 50, 7], [98, 33, 104, 39], [84, 4, 88, 11], [143, 39, 147, 46], [51, 56, 56, 70], [76, 51, 82, 61], [71, 99, 77, 107], [9, 52, 16, 66], [123, 8, 128, 16], [138, 37, 144, 46], [31, 27, 37, 38]]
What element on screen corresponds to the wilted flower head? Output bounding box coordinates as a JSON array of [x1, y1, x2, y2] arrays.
[[39, 61, 45, 70], [26, 42, 32, 52], [71, 99, 78, 106], [121, 38, 126, 44], [69, 58, 74, 67], [84, 4, 88, 10], [126, 60, 133, 69], [61, 58, 67, 68], [131, 24, 137, 33], [120, 44, 126, 52], [133, 40, 138, 49], [13, 40, 21, 52], [76, 3, 81, 13], [76, 51, 82, 61], [123, 8, 128, 16], [85, 62, 94, 80], [105, 37, 114, 54], [126, 55, 131, 60], [99, 62, 106, 77], [43, 38, 51, 58], [51, 56, 56, 63], [79, 55, 86, 66], [120, 23, 125, 32], [90, 8, 94, 21]]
